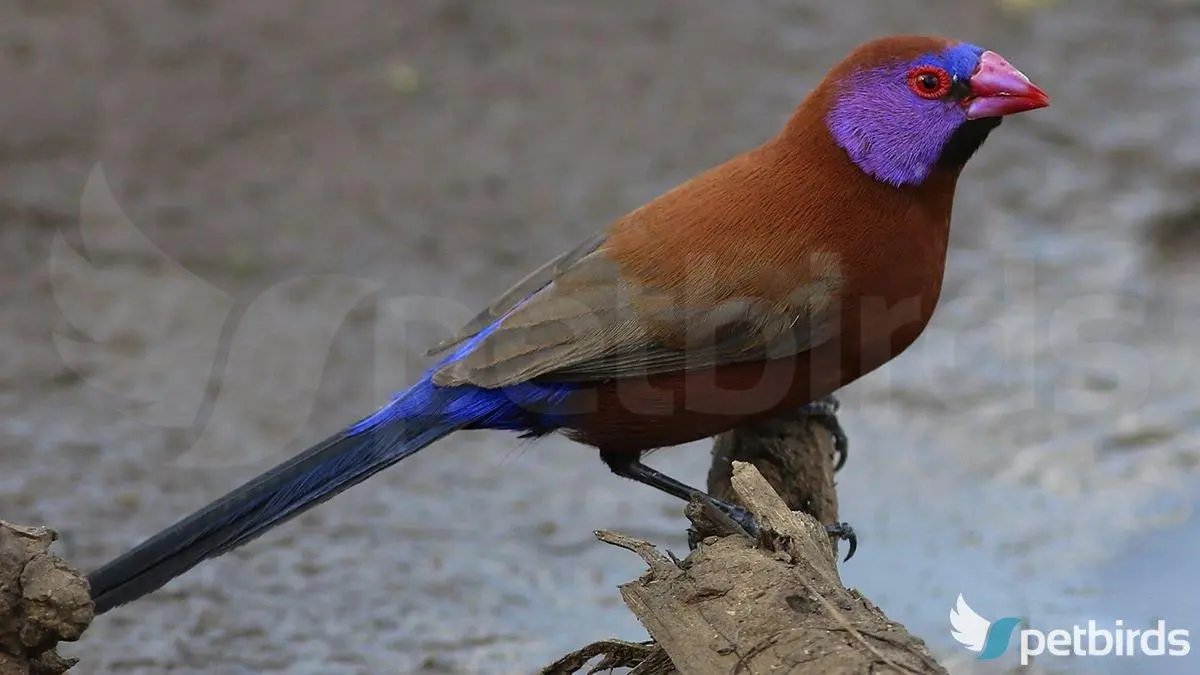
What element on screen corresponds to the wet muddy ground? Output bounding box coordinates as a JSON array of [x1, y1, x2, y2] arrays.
[[3, 1, 1200, 673]]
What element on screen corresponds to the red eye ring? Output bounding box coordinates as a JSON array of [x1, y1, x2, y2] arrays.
[[907, 66, 952, 99]]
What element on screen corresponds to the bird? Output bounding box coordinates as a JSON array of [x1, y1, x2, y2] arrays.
[[86, 34, 1048, 615]]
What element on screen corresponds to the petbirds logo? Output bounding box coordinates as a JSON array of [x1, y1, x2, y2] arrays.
[[950, 594, 1191, 666]]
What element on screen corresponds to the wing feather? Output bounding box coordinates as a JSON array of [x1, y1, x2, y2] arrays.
[[430, 241, 844, 388], [425, 231, 609, 357]]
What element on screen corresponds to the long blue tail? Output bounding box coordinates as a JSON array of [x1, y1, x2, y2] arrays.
[[87, 387, 465, 615]]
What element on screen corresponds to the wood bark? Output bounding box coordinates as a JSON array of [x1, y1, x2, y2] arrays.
[[0, 522, 93, 675], [543, 408, 949, 675]]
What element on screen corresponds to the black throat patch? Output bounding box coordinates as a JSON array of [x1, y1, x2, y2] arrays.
[[936, 117, 1003, 171]]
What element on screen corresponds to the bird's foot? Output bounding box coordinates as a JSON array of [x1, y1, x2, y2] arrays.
[[599, 451, 857, 560], [801, 394, 849, 472], [823, 521, 857, 560], [704, 495, 857, 562]]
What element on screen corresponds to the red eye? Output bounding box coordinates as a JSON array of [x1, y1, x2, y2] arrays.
[[907, 66, 952, 99]]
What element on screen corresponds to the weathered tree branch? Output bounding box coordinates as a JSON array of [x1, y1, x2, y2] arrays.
[[0, 522, 93, 675], [0, 409, 947, 675], [544, 407, 948, 675]]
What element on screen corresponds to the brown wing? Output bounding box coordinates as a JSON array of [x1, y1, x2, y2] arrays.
[[425, 231, 608, 358], [429, 244, 845, 389]]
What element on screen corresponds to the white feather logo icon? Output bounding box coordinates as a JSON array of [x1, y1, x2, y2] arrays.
[[949, 593, 992, 653]]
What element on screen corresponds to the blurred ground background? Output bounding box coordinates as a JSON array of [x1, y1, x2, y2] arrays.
[[2, 0, 1200, 673]]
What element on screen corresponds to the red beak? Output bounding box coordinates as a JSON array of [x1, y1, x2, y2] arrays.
[[964, 51, 1050, 120]]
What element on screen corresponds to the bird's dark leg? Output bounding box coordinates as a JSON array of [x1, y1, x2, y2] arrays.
[[599, 449, 856, 561], [800, 394, 849, 472]]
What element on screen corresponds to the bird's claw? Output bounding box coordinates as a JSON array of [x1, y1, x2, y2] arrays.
[[801, 395, 849, 472], [824, 521, 857, 562], [705, 497, 858, 562], [716, 501, 760, 537]]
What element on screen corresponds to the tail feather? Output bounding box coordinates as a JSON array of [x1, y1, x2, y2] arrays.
[[87, 414, 461, 615]]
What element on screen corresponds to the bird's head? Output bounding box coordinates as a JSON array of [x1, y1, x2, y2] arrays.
[[821, 36, 1049, 188]]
